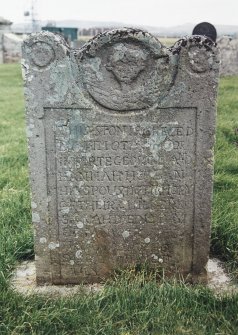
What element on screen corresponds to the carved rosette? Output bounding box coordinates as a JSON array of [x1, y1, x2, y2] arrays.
[[30, 41, 55, 68], [77, 29, 178, 111], [172, 35, 219, 76], [23, 32, 69, 71]]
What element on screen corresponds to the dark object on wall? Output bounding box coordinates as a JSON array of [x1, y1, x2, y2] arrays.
[[192, 22, 217, 42]]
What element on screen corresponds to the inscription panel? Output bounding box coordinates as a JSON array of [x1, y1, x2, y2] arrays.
[[45, 108, 197, 281]]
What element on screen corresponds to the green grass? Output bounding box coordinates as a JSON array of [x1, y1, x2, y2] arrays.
[[211, 76, 238, 275], [0, 64, 238, 334], [0, 64, 33, 292], [1, 275, 238, 335], [158, 37, 179, 46]]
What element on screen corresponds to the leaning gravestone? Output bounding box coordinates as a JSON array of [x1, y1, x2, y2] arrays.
[[192, 22, 217, 42], [22, 29, 220, 285]]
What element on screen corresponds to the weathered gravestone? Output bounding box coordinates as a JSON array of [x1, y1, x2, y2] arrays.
[[217, 36, 238, 76], [22, 29, 220, 285], [192, 22, 217, 42]]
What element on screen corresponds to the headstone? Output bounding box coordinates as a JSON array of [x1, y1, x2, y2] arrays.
[[22, 29, 220, 285], [217, 36, 238, 76], [0, 17, 13, 64], [3, 33, 22, 63], [192, 22, 217, 42]]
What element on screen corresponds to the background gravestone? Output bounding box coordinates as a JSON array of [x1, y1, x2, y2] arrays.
[[217, 36, 238, 76], [192, 22, 217, 42], [22, 29, 220, 285]]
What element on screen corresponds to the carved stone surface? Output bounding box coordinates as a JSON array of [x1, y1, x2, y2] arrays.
[[22, 29, 220, 285], [79, 31, 177, 111], [30, 42, 55, 68]]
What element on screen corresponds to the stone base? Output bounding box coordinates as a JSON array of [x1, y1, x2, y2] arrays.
[[11, 261, 103, 296], [10, 259, 238, 297]]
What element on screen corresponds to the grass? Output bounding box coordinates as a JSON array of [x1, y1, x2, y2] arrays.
[[211, 76, 238, 275], [1, 275, 238, 335], [0, 64, 33, 292], [158, 37, 179, 46], [0, 63, 238, 334]]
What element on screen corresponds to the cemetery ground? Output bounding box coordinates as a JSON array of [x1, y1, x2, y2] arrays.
[[0, 63, 238, 335]]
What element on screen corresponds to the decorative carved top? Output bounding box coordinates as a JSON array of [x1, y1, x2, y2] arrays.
[[22, 31, 69, 70], [74, 29, 218, 111], [172, 35, 219, 75], [77, 29, 177, 111], [22, 29, 219, 110]]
